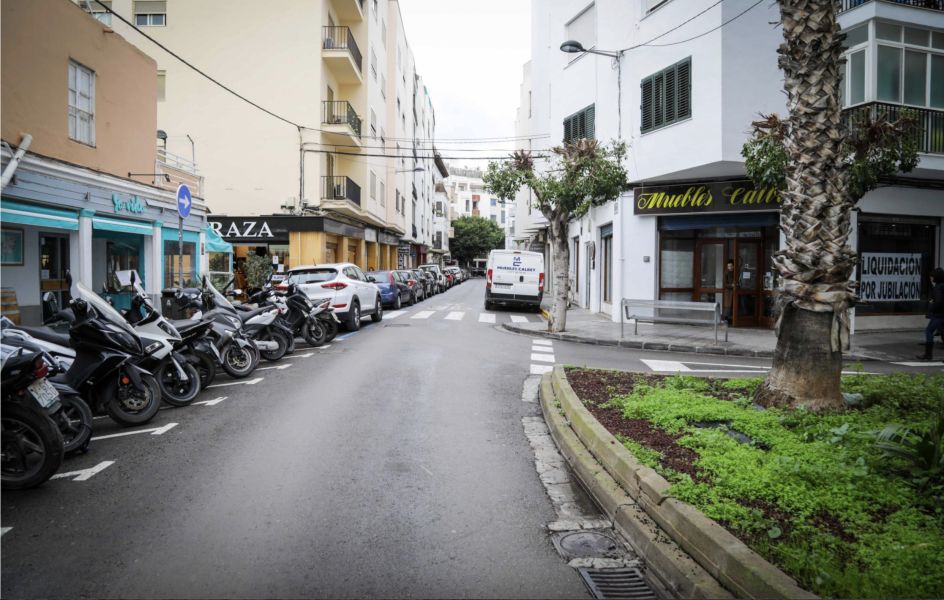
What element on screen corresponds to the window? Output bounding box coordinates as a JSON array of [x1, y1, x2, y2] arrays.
[[563, 104, 595, 143], [528, 90, 532, 117], [370, 171, 377, 200], [565, 3, 596, 51], [157, 70, 166, 101], [640, 57, 691, 133], [134, 0, 166, 26], [370, 108, 377, 137], [465, 199, 470, 212], [380, 127, 385, 145], [88, 0, 112, 25], [644, 0, 669, 13], [370, 48, 377, 80], [381, 74, 386, 98], [382, 20, 387, 46], [490, 198, 497, 206], [490, 215, 497, 223], [68, 60, 95, 145], [380, 180, 385, 206], [877, 46, 902, 102]]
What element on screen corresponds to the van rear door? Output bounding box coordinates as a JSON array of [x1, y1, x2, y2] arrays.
[[491, 251, 543, 298]]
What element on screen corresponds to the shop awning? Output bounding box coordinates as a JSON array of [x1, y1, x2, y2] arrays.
[[92, 216, 154, 235], [204, 224, 233, 253], [0, 199, 79, 230], [658, 212, 779, 231]]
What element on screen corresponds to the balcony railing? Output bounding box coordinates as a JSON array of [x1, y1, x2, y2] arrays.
[[839, 0, 943, 12], [412, 224, 418, 239], [842, 102, 944, 155], [412, 182, 418, 200], [322, 176, 361, 207], [322, 26, 362, 72], [322, 101, 362, 138]]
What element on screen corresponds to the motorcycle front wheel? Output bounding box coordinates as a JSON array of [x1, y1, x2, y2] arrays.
[[1, 402, 64, 490], [303, 319, 327, 347], [56, 395, 93, 454], [157, 360, 201, 407], [104, 372, 162, 427], [321, 317, 339, 343], [221, 342, 257, 378], [259, 330, 289, 362]]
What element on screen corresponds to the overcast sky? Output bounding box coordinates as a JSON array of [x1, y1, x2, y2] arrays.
[[397, 0, 531, 170]]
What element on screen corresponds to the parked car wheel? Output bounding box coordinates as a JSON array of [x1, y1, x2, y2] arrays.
[[346, 300, 361, 331], [394, 294, 402, 310], [371, 296, 383, 322], [409, 291, 416, 306]]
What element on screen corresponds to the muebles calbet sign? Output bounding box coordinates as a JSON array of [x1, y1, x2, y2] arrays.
[[633, 180, 782, 215]]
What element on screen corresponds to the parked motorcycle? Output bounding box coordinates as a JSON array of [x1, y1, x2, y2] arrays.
[[1, 347, 65, 490], [241, 284, 336, 347]]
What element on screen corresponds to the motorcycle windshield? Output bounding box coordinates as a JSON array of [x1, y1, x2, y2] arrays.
[[206, 279, 236, 312], [74, 281, 139, 338]]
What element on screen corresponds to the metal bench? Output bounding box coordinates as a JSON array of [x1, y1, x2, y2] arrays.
[[620, 299, 728, 344]]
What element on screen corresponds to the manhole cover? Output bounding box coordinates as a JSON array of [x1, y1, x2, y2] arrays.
[[552, 531, 621, 560], [384, 324, 410, 327], [578, 567, 657, 600]]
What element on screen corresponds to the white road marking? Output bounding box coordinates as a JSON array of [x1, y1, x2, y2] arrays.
[[478, 313, 496, 323], [206, 377, 263, 388], [891, 361, 944, 367], [640, 359, 691, 372], [385, 311, 406, 319], [1, 527, 11, 536], [445, 311, 464, 321], [318, 344, 331, 349], [284, 352, 314, 359], [531, 353, 555, 363], [50, 461, 115, 481], [531, 345, 554, 353], [91, 422, 178, 441], [533, 339, 553, 346], [510, 315, 529, 323], [258, 363, 292, 371], [411, 311, 435, 319], [530, 364, 553, 375], [194, 396, 227, 406], [418, 464, 434, 476]]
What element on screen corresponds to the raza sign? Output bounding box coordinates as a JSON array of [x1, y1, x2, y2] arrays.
[[633, 180, 782, 215]]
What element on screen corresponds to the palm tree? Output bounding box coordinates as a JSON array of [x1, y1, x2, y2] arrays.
[[753, 0, 856, 411]]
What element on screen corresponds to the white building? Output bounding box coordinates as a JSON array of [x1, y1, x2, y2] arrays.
[[526, 0, 944, 331]]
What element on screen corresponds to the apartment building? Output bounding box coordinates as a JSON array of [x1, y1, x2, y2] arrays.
[[525, 0, 943, 331], [509, 60, 548, 255], [89, 0, 437, 272], [1, 0, 209, 324], [444, 165, 509, 227]]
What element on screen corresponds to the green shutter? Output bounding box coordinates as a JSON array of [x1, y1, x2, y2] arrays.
[[677, 58, 692, 119], [641, 77, 653, 132], [654, 72, 665, 128], [664, 68, 677, 123], [585, 104, 595, 139]]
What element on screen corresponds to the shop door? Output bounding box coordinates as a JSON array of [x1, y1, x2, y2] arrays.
[[39, 234, 70, 321], [733, 241, 762, 327], [695, 239, 726, 306]]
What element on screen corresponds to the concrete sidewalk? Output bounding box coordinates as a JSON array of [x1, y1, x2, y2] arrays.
[[502, 305, 935, 362]]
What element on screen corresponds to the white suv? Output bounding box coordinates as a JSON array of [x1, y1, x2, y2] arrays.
[[281, 263, 383, 331]]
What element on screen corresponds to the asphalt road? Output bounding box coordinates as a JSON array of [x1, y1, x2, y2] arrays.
[[2, 279, 589, 599], [3, 279, 934, 599]]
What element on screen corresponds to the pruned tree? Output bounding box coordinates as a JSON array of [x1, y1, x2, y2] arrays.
[[741, 0, 919, 411], [450, 215, 505, 267], [484, 140, 629, 332]]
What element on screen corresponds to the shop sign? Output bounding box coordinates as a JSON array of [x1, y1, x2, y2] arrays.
[[210, 219, 275, 239], [633, 180, 782, 215], [112, 193, 146, 214], [859, 253, 923, 303]]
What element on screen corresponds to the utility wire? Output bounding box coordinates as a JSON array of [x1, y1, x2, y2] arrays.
[[619, 0, 724, 51], [636, 0, 765, 48]]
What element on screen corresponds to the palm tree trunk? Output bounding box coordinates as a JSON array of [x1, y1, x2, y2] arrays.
[[754, 0, 856, 411]]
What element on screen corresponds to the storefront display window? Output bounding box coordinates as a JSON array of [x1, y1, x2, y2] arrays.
[[856, 215, 938, 315], [163, 240, 196, 287]]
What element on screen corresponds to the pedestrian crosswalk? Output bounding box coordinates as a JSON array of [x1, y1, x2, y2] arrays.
[[383, 309, 538, 324]]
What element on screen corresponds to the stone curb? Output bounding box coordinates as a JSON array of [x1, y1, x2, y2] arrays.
[[547, 366, 818, 600], [539, 374, 733, 600], [502, 323, 879, 362]]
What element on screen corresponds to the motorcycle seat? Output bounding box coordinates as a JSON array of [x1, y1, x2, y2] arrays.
[[237, 306, 273, 322], [15, 326, 71, 348], [169, 319, 207, 334]]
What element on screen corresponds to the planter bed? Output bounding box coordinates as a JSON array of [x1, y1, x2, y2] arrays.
[[564, 367, 944, 599]]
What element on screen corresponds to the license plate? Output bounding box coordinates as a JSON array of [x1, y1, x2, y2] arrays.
[[494, 282, 512, 288], [27, 379, 59, 408]]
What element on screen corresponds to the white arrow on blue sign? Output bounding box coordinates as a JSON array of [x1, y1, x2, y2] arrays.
[[176, 184, 192, 218]]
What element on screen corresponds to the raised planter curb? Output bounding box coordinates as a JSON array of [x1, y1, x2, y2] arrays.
[[539, 374, 733, 600], [502, 324, 878, 362], [546, 366, 818, 600]]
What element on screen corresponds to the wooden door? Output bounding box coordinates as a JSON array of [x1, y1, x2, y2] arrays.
[[733, 240, 762, 327]]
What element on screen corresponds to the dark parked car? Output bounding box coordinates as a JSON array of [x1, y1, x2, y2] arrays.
[[395, 269, 426, 303], [367, 270, 412, 309], [410, 268, 432, 298], [419, 270, 438, 295]]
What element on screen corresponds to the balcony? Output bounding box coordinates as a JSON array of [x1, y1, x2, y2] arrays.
[[321, 101, 362, 147], [322, 27, 362, 84], [842, 102, 944, 154], [155, 147, 204, 197], [322, 176, 361, 207], [412, 224, 418, 239], [329, 0, 364, 21], [412, 182, 418, 200], [839, 0, 943, 12]]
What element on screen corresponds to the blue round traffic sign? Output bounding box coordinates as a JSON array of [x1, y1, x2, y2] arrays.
[[176, 184, 192, 218]]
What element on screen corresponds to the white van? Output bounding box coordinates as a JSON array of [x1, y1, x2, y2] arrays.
[[484, 249, 545, 311]]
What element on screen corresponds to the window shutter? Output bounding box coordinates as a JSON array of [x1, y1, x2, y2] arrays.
[[676, 59, 692, 119], [576, 110, 586, 139], [134, 0, 165, 14], [664, 68, 676, 123], [654, 73, 665, 128], [641, 77, 653, 132], [563, 116, 573, 143], [586, 104, 595, 139]]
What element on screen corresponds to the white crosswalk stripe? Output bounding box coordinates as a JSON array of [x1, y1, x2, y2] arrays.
[[445, 311, 464, 320], [531, 353, 555, 363], [510, 315, 529, 323], [530, 364, 553, 375], [385, 311, 406, 319], [531, 345, 554, 353], [478, 313, 496, 323], [411, 310, 435, 319], [533, 339, 553, 346]]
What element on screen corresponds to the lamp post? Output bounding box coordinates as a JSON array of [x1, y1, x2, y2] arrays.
[[559, 40, 624, 139]]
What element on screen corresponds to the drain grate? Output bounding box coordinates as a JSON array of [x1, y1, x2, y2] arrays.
[[384, 323, 411, 327], [578, 567, 657, 600], [552, 531, 622, 560]]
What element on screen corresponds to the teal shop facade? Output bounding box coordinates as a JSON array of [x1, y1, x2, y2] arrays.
[[1, 149, 208, 324]]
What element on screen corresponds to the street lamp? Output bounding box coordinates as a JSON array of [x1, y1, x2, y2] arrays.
[[396, 166, 425, 173], [559, 40, 624, 139]]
